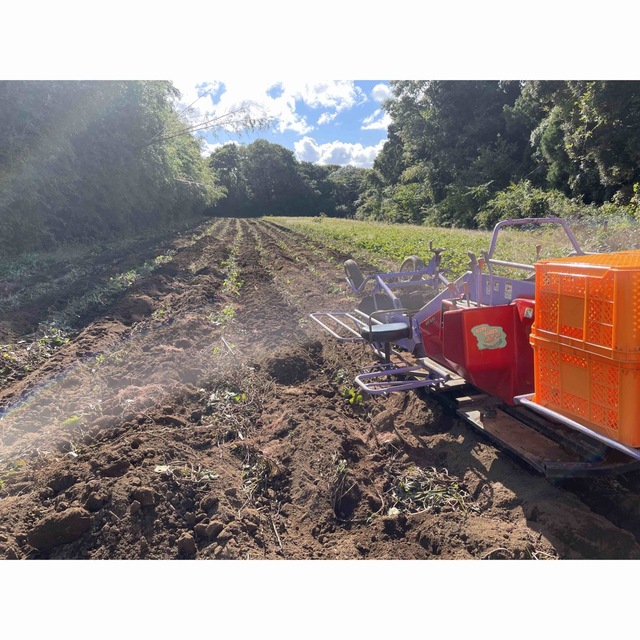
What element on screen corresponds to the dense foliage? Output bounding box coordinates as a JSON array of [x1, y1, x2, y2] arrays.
[[0, 81, 220, 257], [360, 80, 640, 228], [207, 140, 370, 218]]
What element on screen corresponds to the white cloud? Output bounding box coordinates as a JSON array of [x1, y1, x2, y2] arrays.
[[294, 137, 322, 164], [317, 111, 338, 126], [172, 80, 220, 112], [198, 138, 238, 157], [171, 79, 365, 137], [294, 81, 365, 111], [361, 108, 392, 131], [372, 83, 392, 102], [294, 136, 386, 169]]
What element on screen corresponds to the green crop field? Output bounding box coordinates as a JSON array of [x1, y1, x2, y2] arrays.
[[268, 216, 624, 279]]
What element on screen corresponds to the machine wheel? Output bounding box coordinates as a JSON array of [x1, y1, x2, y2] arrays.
[[399, 255, 426, 281], [344, 259, 365, 290]]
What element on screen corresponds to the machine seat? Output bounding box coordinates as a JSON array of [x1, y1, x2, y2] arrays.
[[360, 322, 411, 343]]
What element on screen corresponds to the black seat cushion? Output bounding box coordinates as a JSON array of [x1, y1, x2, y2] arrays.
[[360, 321, 411, 343]]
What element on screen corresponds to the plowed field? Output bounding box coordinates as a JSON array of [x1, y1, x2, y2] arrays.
[[2, 217, 640, 561]]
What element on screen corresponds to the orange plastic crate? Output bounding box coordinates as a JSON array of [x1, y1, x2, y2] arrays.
[[533, 250, 640, 361], [530, 333, 640, 447]]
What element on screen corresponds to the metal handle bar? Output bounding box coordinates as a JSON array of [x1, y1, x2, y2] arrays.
[[486, 258, 535, 272], [487, 217, 585, 261]]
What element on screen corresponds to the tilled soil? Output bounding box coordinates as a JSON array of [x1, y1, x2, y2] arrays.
[[1, 217, 640, 560]]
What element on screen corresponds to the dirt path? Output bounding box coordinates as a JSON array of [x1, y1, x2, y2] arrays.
[[1, 217, 640, 559]]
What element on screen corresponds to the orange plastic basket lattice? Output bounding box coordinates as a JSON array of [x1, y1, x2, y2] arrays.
[[530, 333, 640, 447], [533, 250, 640, 361]]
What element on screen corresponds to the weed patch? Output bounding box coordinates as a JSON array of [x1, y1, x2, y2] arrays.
[[1, 324, 71, 388], [154, 463, 219, 484], [385, 466, 478, 516], [387, 467, 478, 515]]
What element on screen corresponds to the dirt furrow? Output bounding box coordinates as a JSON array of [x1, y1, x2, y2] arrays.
[[0, 220, 249, 557], [1, 217, 640, 560]]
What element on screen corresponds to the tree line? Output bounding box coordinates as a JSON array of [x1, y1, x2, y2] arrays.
[[2, 80, 640, 258], [0, 80, 368, 258], [364, 80, 640, 228], [208, 81, 640, 228], [207, 139, 368, 218]]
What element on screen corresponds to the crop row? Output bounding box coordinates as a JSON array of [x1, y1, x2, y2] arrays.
[[267, 216, 607, 279]]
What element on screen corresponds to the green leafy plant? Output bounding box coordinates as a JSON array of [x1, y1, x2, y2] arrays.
[[241, 453, 280, 500], [61, 415, 82, 428], [268, 215, 615, 281], [342, 386, 363, 405], [5, 459, 26, 475], [154, 252, 175, 265], [208, 305, 235, 326], [207, 386, 247, 409], [38, 324, 70, 349], [221, 243, 244, 295], [1, 324, 72, 387], [152, 306, 171, 321], [335, 369, 348, 384]]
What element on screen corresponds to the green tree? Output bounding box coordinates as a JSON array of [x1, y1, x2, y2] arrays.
[[297, 161, 337, 215], [327, 165, 369, 217], [373, 124, 406, 185], [355, 170, 386, 220], [509, 81, 640, 204], [208, 143, 249, 215], [241, 140, 309, 215], [208, 141, 370, 218], [0, 81, 222, 256], [378, 80, 529, 226], [565, 81, 640, 202]]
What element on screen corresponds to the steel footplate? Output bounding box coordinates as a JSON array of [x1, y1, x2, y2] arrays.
[[355, 362, 447, 395]]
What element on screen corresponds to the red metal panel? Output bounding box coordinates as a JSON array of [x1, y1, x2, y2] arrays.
[[441, 300, 535, 404], [418, 308, 444, 361]]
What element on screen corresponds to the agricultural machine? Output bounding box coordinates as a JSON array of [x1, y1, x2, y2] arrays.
[[311, 217, 640, 479]]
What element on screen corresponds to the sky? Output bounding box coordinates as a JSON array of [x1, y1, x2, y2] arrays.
[[171, 79, 393, 168]]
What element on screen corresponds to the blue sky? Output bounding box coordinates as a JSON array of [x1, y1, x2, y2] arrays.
[[172, 80, 393, 168]]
